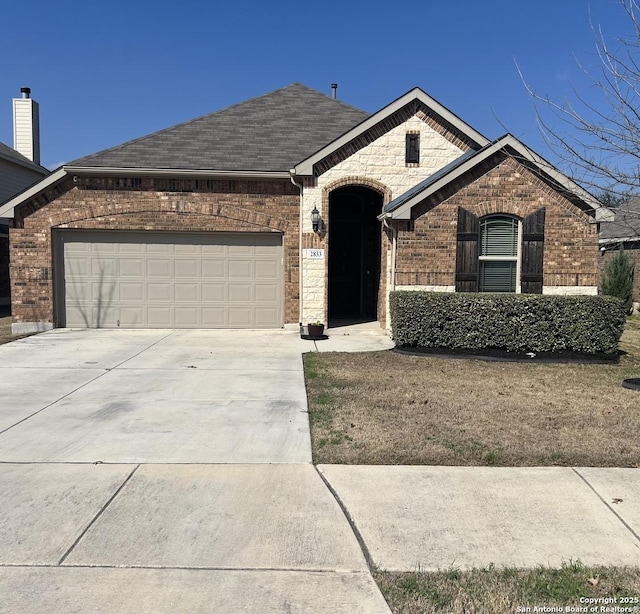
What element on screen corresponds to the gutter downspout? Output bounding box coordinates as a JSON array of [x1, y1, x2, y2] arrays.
[[290, 169, 304, 328]]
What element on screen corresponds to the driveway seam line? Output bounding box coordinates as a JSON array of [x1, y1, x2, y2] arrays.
[[0, 332, 175, 435], [0, 370, 110, 436], [109, 331, 176, 369], [57, 464, 141, 566], [314, 466, 375, 572], [571, 467, 640, 544]]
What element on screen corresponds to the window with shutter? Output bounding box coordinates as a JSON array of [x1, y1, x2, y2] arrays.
[[455, 208, 480, 292], [478, 216, 520, 292], [521, 209, 545, 294]]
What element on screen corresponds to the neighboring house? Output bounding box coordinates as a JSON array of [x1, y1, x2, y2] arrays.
[[0, 88, 49, 308], [0, 83, 612, 334], [599, 196, 640, 311]]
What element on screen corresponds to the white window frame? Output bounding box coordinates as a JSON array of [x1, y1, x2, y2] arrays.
[[478, 216, 522, 293]]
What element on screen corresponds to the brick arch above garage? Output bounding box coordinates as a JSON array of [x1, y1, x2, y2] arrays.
[[24, 191, 294, 232]]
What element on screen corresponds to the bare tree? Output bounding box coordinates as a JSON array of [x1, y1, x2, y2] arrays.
[[520, 0, 640, 200]]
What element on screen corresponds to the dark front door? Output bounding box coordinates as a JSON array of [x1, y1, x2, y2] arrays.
[[328, 186, 382, 321]]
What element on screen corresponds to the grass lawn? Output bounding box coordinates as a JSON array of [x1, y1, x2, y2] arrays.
[[303, 317, 640, 467], [305, 319, 640, 613], [0, 313, 34, 346], [0, 314, 13, 345], [375, 563, 640, 614]]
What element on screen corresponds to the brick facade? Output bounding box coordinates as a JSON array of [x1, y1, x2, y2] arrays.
[[10, 177, 300, 326], [7, 100, 604, 332], [0, 229, 9, 306], [395, 156, 599, 289]]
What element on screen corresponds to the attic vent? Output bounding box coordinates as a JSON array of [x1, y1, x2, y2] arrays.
[[406, 133, 420, 165]]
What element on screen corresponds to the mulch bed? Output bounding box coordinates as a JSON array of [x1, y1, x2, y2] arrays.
[[393, 345, 620, 364]]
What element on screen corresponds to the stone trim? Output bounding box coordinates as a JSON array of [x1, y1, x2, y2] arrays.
[[542, 286, 598, 296], [12, 322, 53, 335], [395, 285, 456, 292]]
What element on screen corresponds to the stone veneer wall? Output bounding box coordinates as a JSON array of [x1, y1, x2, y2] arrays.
[[394, 157, 599, 291], [301, 114, 466, 324], [11, 177, 300, 327]]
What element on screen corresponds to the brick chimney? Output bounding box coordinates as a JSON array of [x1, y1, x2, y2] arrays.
[[13, 87, 40, 165]]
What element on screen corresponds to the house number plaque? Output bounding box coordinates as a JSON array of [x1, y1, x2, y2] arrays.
[[307, 249, 325, 259]]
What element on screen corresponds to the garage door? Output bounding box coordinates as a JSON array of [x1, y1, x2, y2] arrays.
[[57, 231, 283, 328]]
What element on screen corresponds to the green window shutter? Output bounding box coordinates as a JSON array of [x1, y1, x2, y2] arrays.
[[455, 207, 480, 292], [521, 208, 545, 294]]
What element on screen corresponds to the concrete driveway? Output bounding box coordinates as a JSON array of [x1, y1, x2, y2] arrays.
[[0, 328, 312, 463], [0, 327, 393, 613]]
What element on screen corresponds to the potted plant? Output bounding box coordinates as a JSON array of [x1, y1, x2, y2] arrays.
[[307, 321, 325, 338]]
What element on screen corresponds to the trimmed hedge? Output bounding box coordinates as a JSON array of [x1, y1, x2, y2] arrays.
[[389, 292, 626, 356]]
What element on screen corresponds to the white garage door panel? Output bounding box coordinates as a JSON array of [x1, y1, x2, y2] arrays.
[[59, 232, 283, 329]]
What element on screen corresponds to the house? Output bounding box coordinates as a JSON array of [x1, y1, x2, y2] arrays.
[[599, 196, 640, 311], [0, 83, 612, 335], [0, 88, 49, 309]]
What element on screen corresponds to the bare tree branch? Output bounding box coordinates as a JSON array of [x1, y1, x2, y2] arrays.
[[519, 0, 640, 211]]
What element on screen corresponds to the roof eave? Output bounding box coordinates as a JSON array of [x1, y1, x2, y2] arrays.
[[0, 166, 292, 219], [499, 136, 614, 223], [0, 149, 49, 175], [65, 166, 292, 179], [600, 236, 640, 244], [0, 168, 67, 219], [293, 87, 490, 177]]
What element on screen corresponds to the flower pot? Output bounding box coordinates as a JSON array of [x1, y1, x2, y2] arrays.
[[307, 323, 325, 338]]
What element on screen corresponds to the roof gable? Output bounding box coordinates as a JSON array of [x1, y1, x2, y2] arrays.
[[293, 87, 490, 177], [381, 134, 613, 223], [70, 84, 369, 173]]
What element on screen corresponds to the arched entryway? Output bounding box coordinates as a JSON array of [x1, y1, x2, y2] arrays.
[[328, 186, 383, 323]]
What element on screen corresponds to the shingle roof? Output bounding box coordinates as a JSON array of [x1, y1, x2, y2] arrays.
[[0, 141, 48, 174], [600, 196, 640, 241], [70, 83, 370, 172]]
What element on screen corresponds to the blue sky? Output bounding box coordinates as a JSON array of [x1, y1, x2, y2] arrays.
[[1, 0, 633, 172]]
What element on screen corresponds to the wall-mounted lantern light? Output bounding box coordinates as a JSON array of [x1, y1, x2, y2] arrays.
[[311, 206, 322, 234]]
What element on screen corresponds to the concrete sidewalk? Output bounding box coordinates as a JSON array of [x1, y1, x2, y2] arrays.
[[319, 465, 640, 571]]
